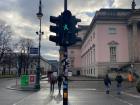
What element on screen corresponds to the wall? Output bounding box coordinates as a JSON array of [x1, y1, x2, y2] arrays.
[[96, 23, 129, 63]]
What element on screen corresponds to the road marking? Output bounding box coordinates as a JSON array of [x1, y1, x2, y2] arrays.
[[70, 88, 96, 91], [122, 92, 140, 99], [123, 92, 140, 98], [78, 88, 96, 91], [13, 92, 37, 105], [110, 94, 133, 105], [118, 99, 133, 105]]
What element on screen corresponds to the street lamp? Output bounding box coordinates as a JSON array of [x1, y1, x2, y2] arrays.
[[35, 0, 44, 90]]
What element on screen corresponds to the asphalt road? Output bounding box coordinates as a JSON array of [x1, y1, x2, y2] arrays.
[[0, 78, 34, 105], [69, 80, 140, 105], [1, 78, 140, 105]]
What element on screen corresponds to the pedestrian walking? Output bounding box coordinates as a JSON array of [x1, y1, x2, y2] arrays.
[[128, 71, 135, 87], [57, 75, 63, 94], [104, 74, 111, 94], [115, 72, 123, 95], [49, 72, 56, 94]]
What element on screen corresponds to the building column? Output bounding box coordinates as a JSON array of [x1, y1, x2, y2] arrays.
[[132, 21, 138, 62], [128, 25, 133, 62]]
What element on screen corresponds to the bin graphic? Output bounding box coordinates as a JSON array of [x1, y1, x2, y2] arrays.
[[21, 75, 29, 86]]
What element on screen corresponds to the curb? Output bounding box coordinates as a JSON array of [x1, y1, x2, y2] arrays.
[[6, 85, 38, 91], [68, 79, 103, 81]]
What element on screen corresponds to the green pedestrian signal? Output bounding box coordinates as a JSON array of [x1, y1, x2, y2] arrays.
[[63, 24, 69, 30]]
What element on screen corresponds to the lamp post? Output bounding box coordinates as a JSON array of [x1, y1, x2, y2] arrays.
[[35, 0, 44, 89]]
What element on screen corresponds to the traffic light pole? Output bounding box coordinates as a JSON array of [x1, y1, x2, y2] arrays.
[[49, 0, 81, 104], [63, 1, 69, 105], [64, 0, 67, 11], [63, 46, 68, 105]]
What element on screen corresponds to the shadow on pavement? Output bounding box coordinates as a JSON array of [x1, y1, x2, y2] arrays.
[[43, 94, 54, 105], [43, 92, 63, 105], [54, 93, 63, 104]]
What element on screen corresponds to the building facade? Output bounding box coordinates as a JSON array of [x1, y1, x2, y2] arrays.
[[68, 25, 89, 75], [68, 1, 140, 77]]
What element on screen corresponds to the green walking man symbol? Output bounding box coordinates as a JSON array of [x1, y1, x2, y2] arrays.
[[63, 24, 69, 31]]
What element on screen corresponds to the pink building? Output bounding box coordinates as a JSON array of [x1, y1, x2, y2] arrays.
[[68, 1, 140, 77], [68, 25, 89, 75]]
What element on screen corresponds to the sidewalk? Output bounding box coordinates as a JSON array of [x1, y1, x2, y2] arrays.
[[10, 80, 63, 105], [13, 88, 63, 105]]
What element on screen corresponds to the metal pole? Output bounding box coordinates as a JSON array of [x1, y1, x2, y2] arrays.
[[36, 18, 42, 89], [39, 18, 41, 67], [63, 46, 68, 105], [64, 0, 67, 11], [35, 18, 41, 89], [35, 0, 43, 90], [63, 1, 68, 104]]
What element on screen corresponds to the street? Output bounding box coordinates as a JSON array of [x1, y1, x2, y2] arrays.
[[0, 78, 34, 105], [69, 79, 140, 105], [0, 77, 140, 105]]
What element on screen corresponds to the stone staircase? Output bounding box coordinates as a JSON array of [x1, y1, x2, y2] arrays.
[[119, 63, 140, 79], [132, 63, 140, 79], [108, 63, 140, 80]]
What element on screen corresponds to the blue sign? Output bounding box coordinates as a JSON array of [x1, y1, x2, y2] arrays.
[[30, 48, 39, 54]]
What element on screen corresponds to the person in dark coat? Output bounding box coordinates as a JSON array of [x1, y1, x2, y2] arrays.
[[57, 75, 63, 94], [115, 72, 123, 95], [49, 73, 56, 94], [104, 74, 111, 94]]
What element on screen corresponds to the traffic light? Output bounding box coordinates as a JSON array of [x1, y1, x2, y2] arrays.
[[49, 10, 82, 46], [69, 16, 82, 45], [61, 10, 82, 46], [49, 15, 62, 45]]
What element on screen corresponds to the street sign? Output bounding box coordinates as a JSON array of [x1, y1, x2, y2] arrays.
[[30, 48, 39, 54], [68, 71, 72, 76]]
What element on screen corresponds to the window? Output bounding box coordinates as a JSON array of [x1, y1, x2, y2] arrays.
[[108, 27, 117, 34], [71, 60, 74, 67], [91, 69, 92, 74], [71, 50, 74, 54], [110, 46, 117, 62], [93, 32, 95, 39], [94, 68, 95, 75], [31, 64, 33, 69]]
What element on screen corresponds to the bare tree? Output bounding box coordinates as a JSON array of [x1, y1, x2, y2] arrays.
[[1, 49, 16, 75], [0, 21, 12, 63], [15, 38, 34, 53], [15, 38, 35, 75]]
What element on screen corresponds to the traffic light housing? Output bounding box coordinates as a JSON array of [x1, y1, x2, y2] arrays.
[[49, 15, 62, 45], [49, 10, 82, 46], [61, 10, 82, 46]]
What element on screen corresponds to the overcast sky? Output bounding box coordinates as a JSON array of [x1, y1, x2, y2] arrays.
[[0, 0, 140, 60]]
